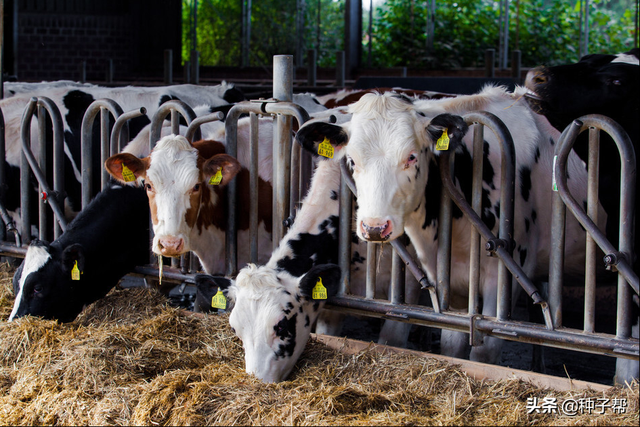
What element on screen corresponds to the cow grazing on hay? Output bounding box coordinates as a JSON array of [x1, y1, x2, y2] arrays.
[[295, 85, 606, 366], [195, 159, 423, 383], [9, 181, 150, 322]]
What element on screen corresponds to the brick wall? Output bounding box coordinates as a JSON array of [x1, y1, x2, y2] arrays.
[[17, 13, 135, 82]]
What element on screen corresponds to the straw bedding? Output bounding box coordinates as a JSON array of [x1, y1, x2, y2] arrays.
[[0, 262, 637, 426]]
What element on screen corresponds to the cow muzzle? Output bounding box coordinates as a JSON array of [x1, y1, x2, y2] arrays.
[[157, 236, 185, 257], [360, 219, 393, 242]]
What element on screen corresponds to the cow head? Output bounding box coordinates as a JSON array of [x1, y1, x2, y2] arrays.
[[195, 263, 341, 383], [9, 240, 86, 323], [296, 92, 468, 243], [105, 135, 241, 259]]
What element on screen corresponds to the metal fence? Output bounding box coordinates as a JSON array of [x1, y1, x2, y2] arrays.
[[0, 57, 637, 378]]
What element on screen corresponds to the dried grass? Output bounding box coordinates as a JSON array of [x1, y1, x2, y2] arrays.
[[0, 261, 637, 426]]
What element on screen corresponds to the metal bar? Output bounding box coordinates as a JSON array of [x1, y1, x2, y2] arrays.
[[338, 175, 352, 296], [437, 154, 454, 311], [37, 104, 48, 241], [584, 126, 600, 333], [149, 100, 198, 149], [249, 112, 259, 264], [366, 242, 377, 299], [469, 121, 484, 315], [110, 107, 146, 156], [184, 112, 221, 143], [100, 107, 110, 189], [390, 243, 405, 304]]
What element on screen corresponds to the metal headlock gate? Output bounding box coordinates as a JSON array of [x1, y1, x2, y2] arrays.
[[0, 55, 637, 372]]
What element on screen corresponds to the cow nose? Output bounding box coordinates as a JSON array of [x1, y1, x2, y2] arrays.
[[360, 219, 393, 241], [158, 236, 184, 256]]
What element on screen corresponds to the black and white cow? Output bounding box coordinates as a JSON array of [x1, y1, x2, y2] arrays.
[[524, 50, 639, 385], [195, 158, 423, 383], [9, 181, 150, 322], [0, 81, 244, 237], [295, 85, 605, 366], [524, 49, 639, 265]]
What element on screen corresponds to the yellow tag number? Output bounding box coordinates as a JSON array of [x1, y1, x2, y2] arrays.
[[209, 168, 223, 186], [71, 260, 81, 281], [121, 164, 136, 182], [312, 277, 327, 300], [436, 128, 450, 151], [212, 289, 227, 310], [318, 138, 334, 159]]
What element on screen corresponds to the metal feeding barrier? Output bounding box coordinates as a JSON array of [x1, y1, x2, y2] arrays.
[[0, 55, 636, 375]]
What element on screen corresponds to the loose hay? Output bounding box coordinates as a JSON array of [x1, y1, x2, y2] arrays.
[[0, 261, 637, 426]]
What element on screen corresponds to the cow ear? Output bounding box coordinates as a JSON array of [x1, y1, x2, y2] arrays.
[[105, 153, 149, 184], [426, 113, 469, 156], [195, 274, 236, 303], [295, 121, 349, 161], [202, 154, 242, 188], [298, 264, 341, 301], [62, 243, 85, 275]]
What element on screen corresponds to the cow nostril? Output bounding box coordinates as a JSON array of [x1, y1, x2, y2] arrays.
[[533, 73, 548, 85]]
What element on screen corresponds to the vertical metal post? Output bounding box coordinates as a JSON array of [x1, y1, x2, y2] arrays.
[[37, 105, 48, 241], [338, 176, 352, 295], [190, 50, 199, 85], [100, 107, 110, 190], [390, 243, 405, 305], [366, 242, 377, 299], [485, 49, 495, 78], [511, 50, 521, 80], [249, 112, 259, 263], [469, 123, 483, 315], [437, 154, 454, 311], [272, 55, 293, 247], [335, 51, 345, 88], [307, 49, 317, 86], [584, 126, 599, 333], [164, 49, 173, 85]]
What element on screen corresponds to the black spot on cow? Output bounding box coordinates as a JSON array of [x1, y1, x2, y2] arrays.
[[305, 315, 310, 327], [519, 247, 528, 267], [413, 202, 421, 212], [525, 218, 530, 233], [483, 141, 495, 190], [274, 313, 297, 359], [407, 176, 411, 183], [531, 209, 537, 224], [313, 301, 320, 311], [222, 86, 246, 104], [534, 147, 541, 164], [351, 251, 365, 265], [519, 166, 532, 202], [276, 215, 340, 277], [549, 137, 555, 146], [414, 165, 421, 180], [330, 190, 338, 201]]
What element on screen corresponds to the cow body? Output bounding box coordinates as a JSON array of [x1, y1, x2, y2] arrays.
[[105, 135, 273, 275], [296, 86, 604, 364], [0, 81, 243, 235], [195, 159, 423, 382], [9, 181, 150, 322]]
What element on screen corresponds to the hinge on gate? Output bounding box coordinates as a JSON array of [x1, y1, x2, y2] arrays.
[[603, 251, 626, 272]]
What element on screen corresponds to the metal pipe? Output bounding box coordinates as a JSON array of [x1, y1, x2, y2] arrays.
[[184, 111, 222, 143], [249, 112, 259, 264], [110, 107, 146, 156], [584, 126, 600, 333], [366, 242, 377, 299], [149, 100, 198, 149], [469, 121, 484, 315], [37, 103, 48, 241], [437, 153, 453, 311]]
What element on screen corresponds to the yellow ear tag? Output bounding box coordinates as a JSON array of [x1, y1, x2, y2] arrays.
[[208, 168, 223, 185], [318, 137, 334, 159], [211, 289, 227, 310], [71, 260, 81, 281], [158, 255, 163, 286], [121, 164, 136, 182], [312, 277, 327, 300], [436, 128, 450, 151]]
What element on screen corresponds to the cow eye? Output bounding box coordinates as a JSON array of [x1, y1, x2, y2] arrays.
[[403, 153, 418, 169], [275, 318, 289, 338], [347, 156, 355, 170], [612, 79, 622, 86], [145, 183, 153, 192], [33, 284, 43, 295], [192, 183, 201, 192]]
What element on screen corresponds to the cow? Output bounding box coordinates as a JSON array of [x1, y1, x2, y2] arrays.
[[316, 87, 455, 109], [0, 81, 244, 240], [8, 181, 150, 322], [524, 50, 639, 385], [524, 48, 639, 266], [294, 85, 606, 366], [104, 134, 273, 276], [194, 158, 424, 382]]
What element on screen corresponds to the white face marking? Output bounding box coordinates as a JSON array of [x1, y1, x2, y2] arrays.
[[9, 245, 51, 321], [228, 265, 318, 383], [611, 53, 639, 65], [146, 135, 201, 254]]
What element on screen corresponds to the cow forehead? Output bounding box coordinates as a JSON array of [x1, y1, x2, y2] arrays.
[[147, 138, 200, 188], [20, 245, 52, 282]]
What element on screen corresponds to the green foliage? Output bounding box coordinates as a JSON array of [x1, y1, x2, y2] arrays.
[[184, 0, 637, 69]]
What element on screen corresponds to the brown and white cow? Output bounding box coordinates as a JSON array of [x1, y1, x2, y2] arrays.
[[105, 134, 273, 274]]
